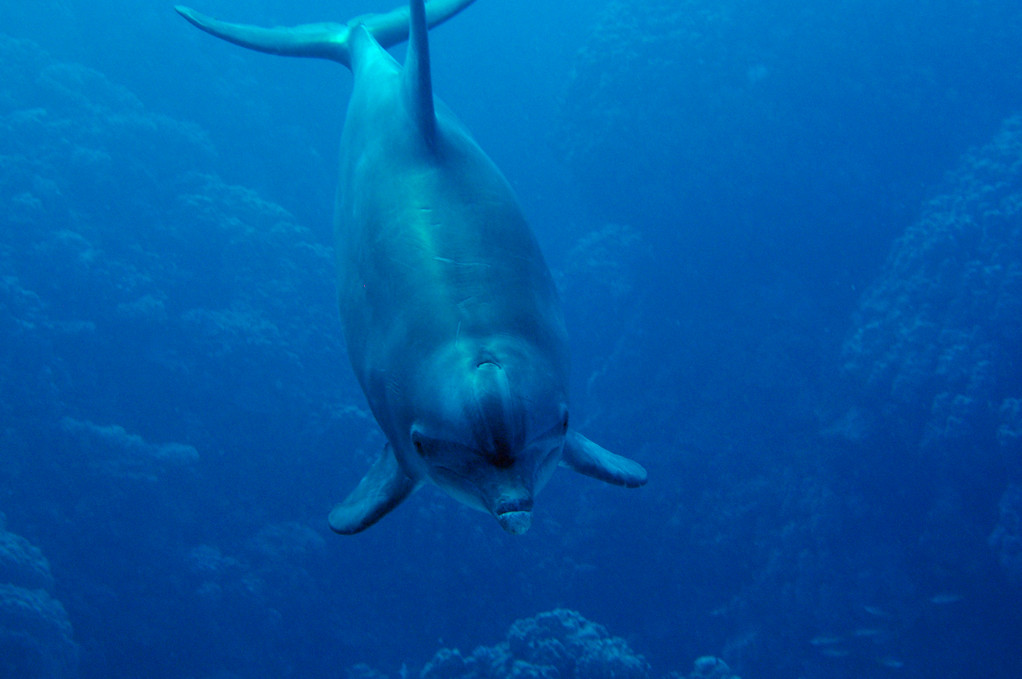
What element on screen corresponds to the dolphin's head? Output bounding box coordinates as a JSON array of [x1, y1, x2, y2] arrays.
[[408, 341, 568, 534]]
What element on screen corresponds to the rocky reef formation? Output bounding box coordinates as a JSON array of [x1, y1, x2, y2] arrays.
[[0, 32, 351, 679], [348, 610, 739, 679], [829, 113, 1022, 674], [843, 116, 1022, 578], [421, 609, 649, 679], [843, 114, 1022, 450], [990, 485, 1022, 587], [0, 514, 78, 678]]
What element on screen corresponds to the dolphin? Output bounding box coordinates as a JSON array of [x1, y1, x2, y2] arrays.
[[175, 0, 647, 535]]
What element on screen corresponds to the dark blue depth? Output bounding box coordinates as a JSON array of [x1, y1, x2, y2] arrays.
[[1, 1, 1021, 678]]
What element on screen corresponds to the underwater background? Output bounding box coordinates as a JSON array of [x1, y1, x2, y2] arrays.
[[2, 0, 1022, 677]]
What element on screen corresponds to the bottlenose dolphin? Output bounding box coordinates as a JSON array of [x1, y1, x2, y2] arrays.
[[176, 0, 647, 534]]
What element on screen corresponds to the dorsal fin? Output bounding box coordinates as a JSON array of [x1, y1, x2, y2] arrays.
[[403, 0, 436, 146], [175, 0, 476, 71]]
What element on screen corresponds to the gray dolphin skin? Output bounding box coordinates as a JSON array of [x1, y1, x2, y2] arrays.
[[175, 0, 647, 535]]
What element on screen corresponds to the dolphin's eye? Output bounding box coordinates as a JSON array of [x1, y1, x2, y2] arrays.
[[562, 411, 569, 432], [411, 430, 426, 457]]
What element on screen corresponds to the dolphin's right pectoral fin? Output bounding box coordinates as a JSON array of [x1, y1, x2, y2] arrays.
[[329, 443, 418, 534], [562, 430, 648, 488]]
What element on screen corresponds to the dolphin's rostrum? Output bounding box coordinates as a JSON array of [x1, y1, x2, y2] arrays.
[[175, 0, 647, 534]]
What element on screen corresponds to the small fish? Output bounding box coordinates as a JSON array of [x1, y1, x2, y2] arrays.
[[853, 628, 885, 638], [819, 648, 851, 658], [863, 605, 891, 618], [876, 656, 905, 669], [810, 635, 843, 646], [929, 593, 963, 605]]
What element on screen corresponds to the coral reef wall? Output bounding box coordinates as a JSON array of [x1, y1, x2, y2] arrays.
[[0, 33, 355, 678], [348, 609, 739, 679], [833, 114, 1022, 675], [842, 113, 1022, 586], [844, 115, 1022, 472], [0, 514, 78, 678]]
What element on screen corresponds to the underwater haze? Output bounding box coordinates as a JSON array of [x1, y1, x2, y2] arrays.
[[2, 0, 1022, 678]]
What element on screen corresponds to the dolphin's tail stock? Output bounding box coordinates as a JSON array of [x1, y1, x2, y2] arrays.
[[174, 0, 476, 69]]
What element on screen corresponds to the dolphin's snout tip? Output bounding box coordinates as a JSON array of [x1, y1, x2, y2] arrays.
[[495, 496, 533, 534], [496, 510, 532, 535]]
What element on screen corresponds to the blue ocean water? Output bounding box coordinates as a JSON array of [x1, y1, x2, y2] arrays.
[[2, 0, 1021, 678]]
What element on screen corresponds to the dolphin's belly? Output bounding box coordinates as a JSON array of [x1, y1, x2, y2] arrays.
[[336, 106, 567, 409]]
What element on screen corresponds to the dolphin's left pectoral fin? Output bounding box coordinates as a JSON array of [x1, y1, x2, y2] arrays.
[[329, 443, 418, 534], [562, 430, 648, 488]]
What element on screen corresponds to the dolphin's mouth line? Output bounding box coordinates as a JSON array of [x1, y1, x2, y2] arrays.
[[495, 509, 532, 535], [433, 465, 477, 490], [496, 508, 531, 518]]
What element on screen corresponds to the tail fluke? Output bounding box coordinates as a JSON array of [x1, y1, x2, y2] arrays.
[[175, 0, 476, 68]]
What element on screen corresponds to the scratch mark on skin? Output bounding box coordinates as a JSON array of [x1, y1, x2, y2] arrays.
[[433, 256, 488, 267]]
